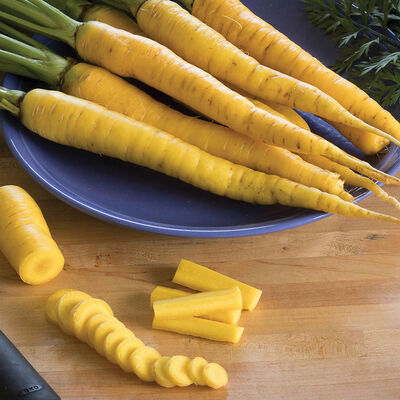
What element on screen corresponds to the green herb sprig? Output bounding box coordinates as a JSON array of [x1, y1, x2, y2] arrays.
[[304, 0, 400, 107]]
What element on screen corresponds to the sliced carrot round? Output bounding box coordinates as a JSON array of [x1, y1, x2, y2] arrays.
[[203, 363, 228, 389], [115, 337, 145, 373], [70, 298, 113, 341], [84, 314, 115, 347], [56, 291, 91, 334], [187, 356, 208, 385], [103, 327, 135, 364], [165, 355, 193, 387], [91, 319, 125, 355], [153, 356, 175, 388], [130, 346, 161, 382], [46, 289, 75, 324]]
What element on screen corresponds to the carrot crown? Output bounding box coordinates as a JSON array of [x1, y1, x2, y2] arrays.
[[0, 0, 81, 48], [45, 0, 93, 20], [0, 86, 24, 117], [0, 22, 71, 87]]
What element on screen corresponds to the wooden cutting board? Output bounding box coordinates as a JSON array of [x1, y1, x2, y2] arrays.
[[1, 126, 400, 400]]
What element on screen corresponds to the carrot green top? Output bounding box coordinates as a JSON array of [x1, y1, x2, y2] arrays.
[[0, 0, 81, 48]]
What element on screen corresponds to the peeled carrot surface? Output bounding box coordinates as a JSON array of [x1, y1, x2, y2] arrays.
[[135, 0, 396, 145], [0, 185, 64, 285], [152, 316, 244, 343], [191, 0, 398, 153], [150, 286, 242, 324], [19, 88, 399, 223], [72, 22, 400, 185], [173, 259, 262, 311], [153, 287, 243, 320]]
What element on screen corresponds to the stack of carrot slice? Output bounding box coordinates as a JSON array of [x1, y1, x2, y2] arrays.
[[46, 288, 229, 389]]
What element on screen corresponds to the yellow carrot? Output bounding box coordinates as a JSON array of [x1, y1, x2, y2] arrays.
[[191, 0, 398, 153], [73, 22, 400, 183], [0, 185, 64, 285], [63, 63, 348, 199], [300, 154, 400, 211], [152, 316, 244, 343], [2, 86, 394, 223], [4, 2, 400, 185], [153, 287, 243, 320], [173, 259, 262, 311], [150, 286, 242, 324], [222, 80, 312, 132], [83, 4, 144, 35], [0, 27, 350, 200], [131, 0, 397, 144], [46, 0, 145, 35], [329, 122, 389, 156]]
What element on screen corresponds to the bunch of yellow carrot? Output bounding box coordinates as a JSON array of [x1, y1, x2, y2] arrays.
[[0, 0, 399, 226], [151, 259, 262, 343]]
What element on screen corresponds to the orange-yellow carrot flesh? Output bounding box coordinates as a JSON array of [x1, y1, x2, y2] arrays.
[[191, 0, 398, 153], [153, 287, 242, 320], [150, 286, 242, 324], [0, 185, 64, 285], [152, 316, 244, 343]]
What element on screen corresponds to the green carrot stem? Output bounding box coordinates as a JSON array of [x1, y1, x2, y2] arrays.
[[0, 22, 71, 87], [0, 34, 44, 60], [0, 0, 81, 48], [46, 0, 93, 20], [0, 49, 70, 87], [96, 0, 146, 17], [0, 21, 50, 51], [0, 86, 24, 117], [2, 0, 56, 28]]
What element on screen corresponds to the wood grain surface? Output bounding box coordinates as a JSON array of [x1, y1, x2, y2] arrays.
[[1, 123, 400, 400]]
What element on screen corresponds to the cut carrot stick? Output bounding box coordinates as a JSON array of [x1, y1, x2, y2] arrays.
[[173, 259, 262, 311], [153, 287, 242, 320], [150, 286, 242, 324], [153, 316, 244, 343]]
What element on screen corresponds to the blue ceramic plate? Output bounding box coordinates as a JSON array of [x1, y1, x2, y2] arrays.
[[1, 0, 400, 238]]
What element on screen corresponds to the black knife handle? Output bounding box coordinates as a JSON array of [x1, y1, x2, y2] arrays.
[[0, 330, 60, 400]]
